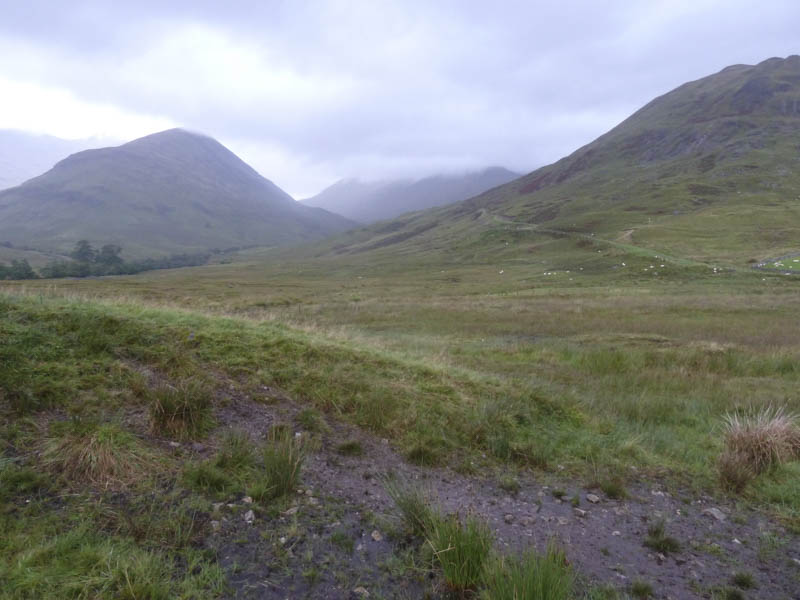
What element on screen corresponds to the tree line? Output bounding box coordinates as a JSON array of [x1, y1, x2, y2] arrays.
[[0, 241, 210, 280]]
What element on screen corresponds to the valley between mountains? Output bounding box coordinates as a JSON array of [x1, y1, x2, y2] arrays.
[[3, 56, 800, 600]]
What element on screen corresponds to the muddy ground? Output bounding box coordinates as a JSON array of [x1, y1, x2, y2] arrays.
[[192, 386, 800, 599]]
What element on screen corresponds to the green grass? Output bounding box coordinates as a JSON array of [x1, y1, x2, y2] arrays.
[[426, 513, 493, 595], [259, 428, 306, 500], [385, 482, 575, 599], [643, 520, 681, 554], [384, 479, 437, 539], [481, 544, 574, 600], [335, 440, 365, 456], [41, 420, 156, 490], [0, 454, 224, 599], [330, 530, 355, 554], [630, 579, 654, 599], [148, 379, 214, 440], [730, 571, 755, 589], [3, 248, 800, 530]]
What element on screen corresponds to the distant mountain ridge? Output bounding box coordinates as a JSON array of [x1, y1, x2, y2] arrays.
[[302, 167, 521, 223], [0, 129, 355, 258], [312, 55, 800, 265], [0, 130, 101, 191]]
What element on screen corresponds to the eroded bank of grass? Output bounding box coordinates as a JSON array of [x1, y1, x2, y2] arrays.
[[0, 291, 587, 472], [2, 287, 800, 524]]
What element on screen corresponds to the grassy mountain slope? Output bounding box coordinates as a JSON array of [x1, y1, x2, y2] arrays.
[[0, 129, 99, 191], [0, 129, 355, 258], [302, 167, 520, 223], [314, 56, 800, 266]]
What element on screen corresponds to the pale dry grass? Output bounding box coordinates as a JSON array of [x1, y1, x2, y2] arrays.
[[40, 422, 156, 490], [719, 406, 800, 490]]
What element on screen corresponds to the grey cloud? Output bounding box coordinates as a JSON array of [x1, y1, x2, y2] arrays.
[[1, 0, 799, 195]]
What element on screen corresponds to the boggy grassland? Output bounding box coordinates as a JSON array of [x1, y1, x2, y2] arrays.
[[2, 233, 800, 598]]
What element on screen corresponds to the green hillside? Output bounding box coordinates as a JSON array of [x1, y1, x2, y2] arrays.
[[0, 129, 355, 259], [315, 56, 800, 267]]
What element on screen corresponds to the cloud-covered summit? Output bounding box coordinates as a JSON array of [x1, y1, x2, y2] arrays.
[[0, 0, 798, 197]]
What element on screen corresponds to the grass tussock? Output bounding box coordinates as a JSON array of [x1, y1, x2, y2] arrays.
[[257, 428, 306, 501], [335, 440, 365, 456], [40, 421, 156, 490], [719, 406, 800, 490], [630, 580, 654, 599], [643, 519, 681, 554], [427, 513, 493, 596], [730, 571, 755, 589], [148, 379, 214, 440], [481, 544, 574, 600], [214, 430, 255, 470], [384, 479, 437, 538]]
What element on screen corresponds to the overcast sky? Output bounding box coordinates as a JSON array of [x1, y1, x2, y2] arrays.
[[0, 0, 797, 197]]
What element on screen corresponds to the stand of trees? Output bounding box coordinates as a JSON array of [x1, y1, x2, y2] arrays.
[[0, 241, 211, 280], [0, 259, 38, 280]]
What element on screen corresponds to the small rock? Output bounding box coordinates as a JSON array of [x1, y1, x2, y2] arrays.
[[586, 494, 601, 504], [574, 508, 587, 518], [733, 538, 741, 545], [279, 536, 287, 545], [308, 497, 319, 506], [520, 516, 534, 527], [243, 510, 255, 524], [504, 514, 514, 524], [242, 496, 253, 504], [211, 520, 220, 532], [656, 552, 666, 564], [283, 506, 299, 516], [557, 517, 569, 526], [212, 502, 224, 512], [371, 530, 382, 542], [168, 441, 181, 448], [702, 507, 726, 522], [353, 587, 370, 598], [675, 557, 687, 565], [305, 489, 313, 496], [612, 530, 621, 536], [356, 543, 364, 551], [651, 490, 665, 497]]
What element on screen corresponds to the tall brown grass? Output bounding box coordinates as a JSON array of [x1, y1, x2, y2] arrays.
[[718, 406, 800, 491]]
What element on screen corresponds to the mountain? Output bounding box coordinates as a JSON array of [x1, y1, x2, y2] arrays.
[[302, 167, 521, 223], [315, 56, 800, 265], [0, 130, 99, 191], [0, 129, 355, 258]]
